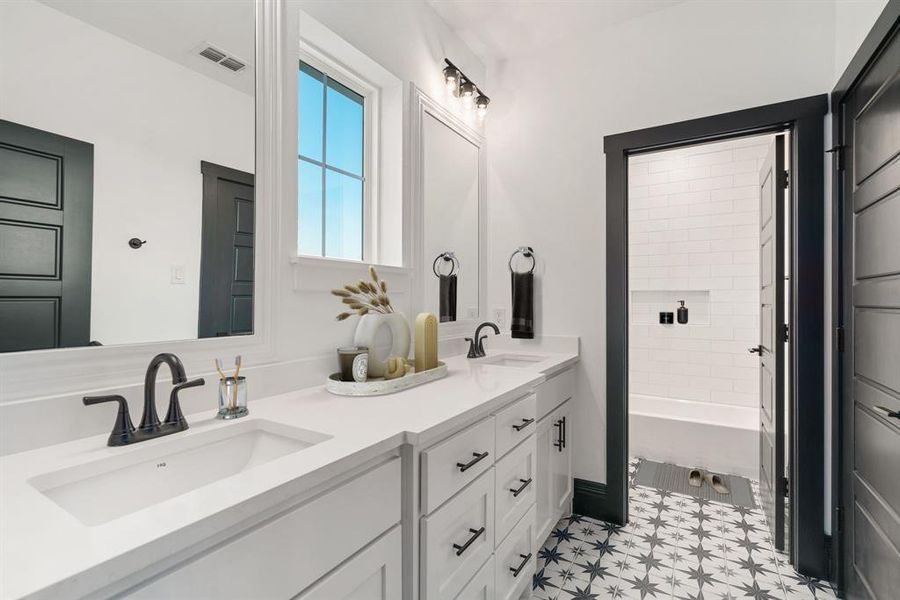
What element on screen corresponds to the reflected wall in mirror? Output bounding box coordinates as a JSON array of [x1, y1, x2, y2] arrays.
[[0, 0, 255, 353], [421, 110, 482, 323]]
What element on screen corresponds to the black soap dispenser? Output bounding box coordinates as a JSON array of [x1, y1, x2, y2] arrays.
[[677, 300, 689, 324]]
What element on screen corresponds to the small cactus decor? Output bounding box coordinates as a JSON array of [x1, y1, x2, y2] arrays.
[[332, 265, 394, 321]]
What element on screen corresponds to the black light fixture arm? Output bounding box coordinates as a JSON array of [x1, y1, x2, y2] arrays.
[[443, 58, 488, 98]]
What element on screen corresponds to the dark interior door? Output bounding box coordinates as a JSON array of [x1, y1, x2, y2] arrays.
[[0, 120, 93, 352], [198, 161, 254, 338], [756, 134, 787, 551], [840, 23, 900, 600]]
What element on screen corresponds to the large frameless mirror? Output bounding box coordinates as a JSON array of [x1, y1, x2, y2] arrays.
[[0, 0, 256, 353]]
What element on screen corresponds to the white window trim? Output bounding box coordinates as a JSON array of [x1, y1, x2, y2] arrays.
[[297, 44, 378, 263]]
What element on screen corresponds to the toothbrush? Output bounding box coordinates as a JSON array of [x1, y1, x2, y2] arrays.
[[215, 358, 227, 381], [231, 355, 242, 410]]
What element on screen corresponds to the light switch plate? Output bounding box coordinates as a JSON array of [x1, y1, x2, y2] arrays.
[[171, 265, 185, 284]]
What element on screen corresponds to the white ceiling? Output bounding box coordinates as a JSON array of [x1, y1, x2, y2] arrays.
[[428, 0, 684, 62], [38, 0, 255, 95]]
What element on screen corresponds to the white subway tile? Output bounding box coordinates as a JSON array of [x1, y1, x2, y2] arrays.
[[690, 251, 733, 265], [689, 175, 734, 191], [710, 159, 759, 176], [667, 190, 712, 206], [688, 149, 733, 167], [711, 185, 758, 201]]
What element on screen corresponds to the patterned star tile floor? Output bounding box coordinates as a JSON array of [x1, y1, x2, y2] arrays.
[[530, 459, 837, 600]]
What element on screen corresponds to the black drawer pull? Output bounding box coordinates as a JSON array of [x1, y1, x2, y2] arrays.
[[453, 527, 485, 556], [512, 418, 535, 432], [510, 478, 533, 497], [510, 552, 532, 577], [553, 418, 565, 451], [456, 451, 489, 472], [875, 406, 900, 420]]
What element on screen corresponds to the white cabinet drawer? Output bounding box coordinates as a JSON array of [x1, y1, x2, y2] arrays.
[[535, 368, 574, 420], [421, 468, 495, 600], [495, 506, 536, 600], [494, 393, 537, 459], [494, 435, 536, 546], [422, 416, 495, 514], [130, 458, 401, 599], [296, 526, 402, 600], [454, 556, 495, 600]]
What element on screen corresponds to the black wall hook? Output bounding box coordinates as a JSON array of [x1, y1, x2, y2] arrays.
[[128, 238, 147, 249]]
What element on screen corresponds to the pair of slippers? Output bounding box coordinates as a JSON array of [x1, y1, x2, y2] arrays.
[[689, 468, 730, 494]]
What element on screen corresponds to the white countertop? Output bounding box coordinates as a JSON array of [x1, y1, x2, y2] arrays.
[[0, 348, 577, 600]]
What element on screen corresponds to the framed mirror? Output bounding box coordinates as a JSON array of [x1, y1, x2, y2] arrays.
[[0, 0, 256, 353], [412, 88, 486, 329]]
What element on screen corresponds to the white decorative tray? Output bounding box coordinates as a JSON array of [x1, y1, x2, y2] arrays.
[[325, 361, 448, 396]]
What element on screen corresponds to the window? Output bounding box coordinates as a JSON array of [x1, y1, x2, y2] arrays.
[[298, 60, 365, 260]]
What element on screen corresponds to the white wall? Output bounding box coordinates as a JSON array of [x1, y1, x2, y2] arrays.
[[0, 0, 254, 345], [486, 0, 841, 485], [628, 135, 774, 410], [834, 0, 889, 83]]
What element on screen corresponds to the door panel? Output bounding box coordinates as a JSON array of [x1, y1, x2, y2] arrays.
[[854, 190, 900, 278], [853, 309, 900, 392], [756, 134, 786, 551], [198, 162, 254, 338], [0, 120, 93, 352], [840, 21, 900, 600]]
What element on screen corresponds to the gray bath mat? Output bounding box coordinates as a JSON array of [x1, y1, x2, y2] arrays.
[[634, 459, 756, 508]]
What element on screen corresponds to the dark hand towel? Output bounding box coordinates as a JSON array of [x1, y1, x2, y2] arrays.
[[439, 274, 457, 323], [511, 271, 534, 338]]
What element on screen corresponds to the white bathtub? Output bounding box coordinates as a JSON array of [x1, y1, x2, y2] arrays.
[[629, 394, 760, 480]]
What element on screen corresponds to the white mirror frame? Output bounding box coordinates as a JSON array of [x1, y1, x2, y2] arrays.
[[409, 86, 488, 336], [0, 0, 284, 402]]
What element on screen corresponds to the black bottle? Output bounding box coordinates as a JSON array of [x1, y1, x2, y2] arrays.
[[677, 300, 689, 324]]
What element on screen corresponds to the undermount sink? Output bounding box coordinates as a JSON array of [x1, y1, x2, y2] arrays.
[[478, 353, 548, 368], [29, 419, 331, 526]]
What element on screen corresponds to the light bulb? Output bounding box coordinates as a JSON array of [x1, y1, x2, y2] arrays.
[[475, 95, 489, 118], [459, 82, 476, 108], [443, 66, 460, 95]]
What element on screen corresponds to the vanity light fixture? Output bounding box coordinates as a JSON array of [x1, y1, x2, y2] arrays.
[[443, 58, 490, 117]]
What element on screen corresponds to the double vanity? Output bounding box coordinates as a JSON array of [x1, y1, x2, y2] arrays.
[[0, 341, 578, 599]]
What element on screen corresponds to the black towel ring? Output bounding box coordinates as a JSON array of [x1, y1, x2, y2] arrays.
[[509, 246, 536, 274], [433, 252, 459, 277]]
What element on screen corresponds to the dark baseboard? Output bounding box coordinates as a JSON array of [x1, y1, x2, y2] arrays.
[[573, 478, 615, 523]]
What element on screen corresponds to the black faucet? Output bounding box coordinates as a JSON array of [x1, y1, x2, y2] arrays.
[[466, 322, 500, 358], [83, 353, 204, 447]]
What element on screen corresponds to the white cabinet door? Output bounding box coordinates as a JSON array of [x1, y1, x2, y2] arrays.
[[494, 435, 536, 546], [454, 556, 495, 600], [421, 468, 495, 600], [297, 526, 401, 600], [534, 413, 555, 546], [551, 400, 572, 516]]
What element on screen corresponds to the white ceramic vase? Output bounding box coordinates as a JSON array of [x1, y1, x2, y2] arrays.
[[353, 312, 410, 378]]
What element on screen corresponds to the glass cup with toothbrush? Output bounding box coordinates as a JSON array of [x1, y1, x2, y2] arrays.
[[216, 355, 248, 419]]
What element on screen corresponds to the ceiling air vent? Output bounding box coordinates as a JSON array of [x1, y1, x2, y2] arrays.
[[219, 57, 246, 72], [197, 44, 246, 74], [199, 46, 227, 63]]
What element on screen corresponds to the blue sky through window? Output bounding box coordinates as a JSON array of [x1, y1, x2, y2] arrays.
[[298, 61, 364, 260]]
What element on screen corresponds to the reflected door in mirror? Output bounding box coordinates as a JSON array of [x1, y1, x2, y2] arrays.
[[0, 120, 94, 351], [198, 162, 254, 338]]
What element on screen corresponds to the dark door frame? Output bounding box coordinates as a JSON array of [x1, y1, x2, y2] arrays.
[[603, 94, 828, 578], [830, 1, 900, 594]]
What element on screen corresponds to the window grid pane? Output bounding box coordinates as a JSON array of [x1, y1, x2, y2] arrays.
[[298, 60, 365, 259]]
